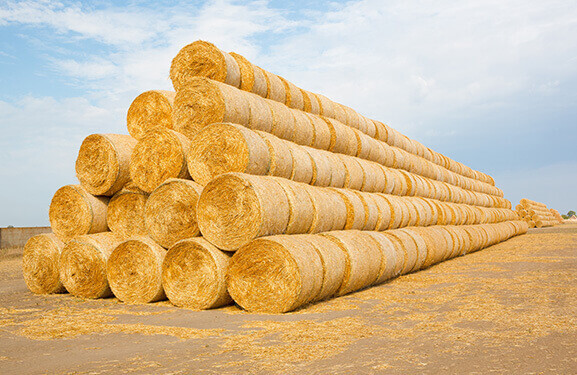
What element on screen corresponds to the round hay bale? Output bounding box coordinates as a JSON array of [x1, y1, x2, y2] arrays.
[[309, 114, 332, 150], [107, 183, 149, 238], [144, 178, 203, 249], [315, 94, 335, 118], [379, 194, 403, 229], [306, 148, 333, 187], [49, 185, 109, 241], [267, 99, 296, 141], [438, 227, 457, 260], [321, 231, 382, 296], [230, 52, 255, 92], [301, 234, 346, 301], [357, 193, 380, 231], [323, 117, 359, 156], [337, 154, 364, 190], [277, 179, 315, 234], [372, 194, 392, 231], [256, 130, 294, 179], [384, 230, 418, 275], [170, 40, 241, 91], [59, 232, 123, 298], [281, 78, 304, 110], [250, 65, 269, 97], [226, 235, 324, 313], [332, 103, 348, 125], [107, 236, 166, 303], [245, 91, 274, 133], [398, 228, 428, 272], [127, 90, 175, 140], [162, 237, 232, 309], [197, 173, 290, 251], [289, 146, 314, 184], [291, 110, 315, 147], [359, 162, 381, 193], [22, 233, 66, 294], [325, 152, 347, 188], [304, 90, 321, 115], [75, 134, 137, 196], [380, 166, 396, 195], [173, 77, 250, 139], [263, 71, 286, 103], [364, 231, 401, 282], [331, 189, 366, 230], [187, 123, 271, 186], [305, 187, 347, 233], [129, 129, 190, 193], [410, 227, 441, 269]]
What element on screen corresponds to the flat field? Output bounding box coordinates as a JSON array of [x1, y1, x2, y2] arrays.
[[1, 224, 576, 374]]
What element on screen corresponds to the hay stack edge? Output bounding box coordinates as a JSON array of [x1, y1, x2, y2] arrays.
[[24, 40, 557, 313]]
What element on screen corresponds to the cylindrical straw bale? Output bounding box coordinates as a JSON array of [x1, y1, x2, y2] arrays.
[[315, 94, 335, 118], [411, 227, 441, 269], [187, 123, 270, 186], [59, 232, 124, 298], [289, 146, 314, 184], [264, 71, 286, 103], [144, 179, 203, 249], [306, 187, 347, 233], [75, 134, 137, 196], [162, 237, 232, 309], [378, 194, 403, 229], [384, 230, 419, 275], [127, 90, 175, 140], [364, 232, 401, 282], [107, 236, 167, 303], [398, 228, 428, 272], [173, 77, 250, 139], [107, 183, 148, 238], [373, 194, 392, 231], [306, 148, 333, 187], [129, 129, 190, 193], [437, 227, 457, 261], [359, 162, 383, 193], [281, 78, 305, 110], [267, 99, 296, 141], [332, 103, 348, 125], [256, 131, 294, 179], [277, 181, 314, 234], [331, 189, 366, 230], [49, 185, 109, 241], [301, 234, 346, 301], [302, 90, 321, 115], [250, 65, 269, 97], [197, 173, 290, 251], [230, 52, 255, 92], [357, 193, 380, 231], [245, 92, 274, 133], [380, 166, 396, 195], [170, 40, 241, 91], [291, 110, 315, 147], [321, 231, 382, 296], [308, 113, 332, 150], [325, 152, 347, 188], [227, 235, 324, 313], [22, 233, 66, 294], [323, 117, 359, 156], [338, 154, 364, 190]]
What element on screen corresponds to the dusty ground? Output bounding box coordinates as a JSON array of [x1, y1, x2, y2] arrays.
[[1, 224, 576, 374]]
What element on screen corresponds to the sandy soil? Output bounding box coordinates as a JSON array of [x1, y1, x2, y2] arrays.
[[1, 224, 576, 374]]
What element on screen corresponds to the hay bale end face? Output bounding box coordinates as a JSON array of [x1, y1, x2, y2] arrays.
[[107, 183, 149, 239], [107, 236, 167, 304], [162, 237, 232, 309], [49, 185, 109, 241], [22, 233, 66, 294], [126, 90, 175, 140]]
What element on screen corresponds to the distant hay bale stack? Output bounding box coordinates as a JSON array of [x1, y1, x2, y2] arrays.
[[196, 173, 290, 251], [162, 237, 232, 310], [170, 40, 241, 91], [107, 236, 167, 303], [22, 233, 66, 294], [59, 232, 123, 298], [126, 90, 175, 140], [107, 183, 149, 238], [321, 231, 382, 296], [226, 235, 324, 313], [187, 123, 271, 186], [75, 134, 137, 196], [144, 178, 203, 249], [49, 185, 109, 241], [173, 77, 251, 139], [129, 129, 191, 193]]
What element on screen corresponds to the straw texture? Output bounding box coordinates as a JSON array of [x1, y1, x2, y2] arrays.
[[22, 233, 66, 294], [107, 183, 149, 238], [127, 90, 175, 140]]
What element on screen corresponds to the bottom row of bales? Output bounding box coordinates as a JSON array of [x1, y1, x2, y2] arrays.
[[23, 220, 527, 313]]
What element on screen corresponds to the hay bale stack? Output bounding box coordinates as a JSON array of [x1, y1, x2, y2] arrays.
[[129, 129, 191, 193], [75, 134, 137, 196], [107, 236, 167, 303], [107, 183, 149, 238], [49, 185, 109, 241], [59, 232, 124, 298], [162, 237, 233, 309], [127, 90, 175, 140], [144, 178, 203, 249], [516, 199, 559, 228], [22, 233, 66, 294]]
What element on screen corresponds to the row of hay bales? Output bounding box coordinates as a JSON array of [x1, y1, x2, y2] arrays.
[[515, 198, 562, 228], [23, 39, 525, 313]]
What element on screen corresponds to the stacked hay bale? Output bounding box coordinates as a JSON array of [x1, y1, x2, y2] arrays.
[[23, 39, 527, 313], [550, 209, 564, 223], [515, 199, 560, 228]]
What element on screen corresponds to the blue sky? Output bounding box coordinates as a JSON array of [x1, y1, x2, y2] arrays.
[[0, 0, 576, 227]]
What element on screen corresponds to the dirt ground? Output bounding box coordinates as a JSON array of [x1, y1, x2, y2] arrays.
[[1, 224, 576, 374]]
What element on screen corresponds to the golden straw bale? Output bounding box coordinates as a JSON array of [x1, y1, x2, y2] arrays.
[[315, 94, 335, 117], [323, 117, 359, 156], [22, 233, 66, 294], [306, 187, 348, 233], [357, 193, 380, 231], [162, 237, 232, 309], [256, 130, 294, 179], [325, 152, 347, 188], [244, 91, 274, 133], [403, 199, 419, 227], [321, 231, 382, 296], [144, 178, 203, 249], [107, 236, 167, 303], [372, 194, 393, 231], [398, 228, 428, 272], [230, 52, 255, 92], [396, 199, 411, 228], [364, 232, 401, 282], [267, 99, 296, 141], [59, 232, 123, 298], [129, 129, 190, 193], [301, 235, 346, 301], [49, 185, 109, 241], [307, 113, 331, 150], [281, 78, 305, 110], [264, 71, 286, 103], [383, 230, 418, 275], [250, 65, 269, 97], [305, 147, 333, 187], [410, 227, 441, 269], [438, 227, 458, 260], [107, 183, 149, 238], [173, 77, 250, 139], [331, 189, 366, 230], [126, 90, 175, 140], [187, 123, 270, 186], [75, 134, 137, 196], [227, 235, 324, 313], [289, 146, 314, 184], [291, 110, 315, 146], [380, 166, 396, 195], [337, 154, 365, 190], [197, 173, 290, 251], [378, 194, 403, 229], [304, 90, 321, 115], [359, 162, 384, 193], [170, 40, 241, 91], [277, 181, 315, 234], [332, 103, 348, 125]]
